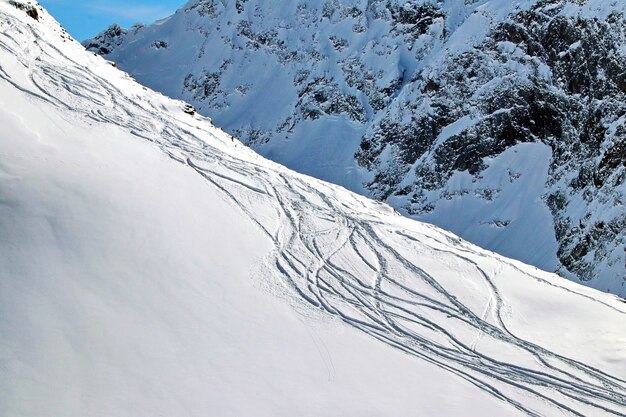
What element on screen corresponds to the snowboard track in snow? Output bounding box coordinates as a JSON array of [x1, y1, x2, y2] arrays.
[[1, 12, 625, 417]]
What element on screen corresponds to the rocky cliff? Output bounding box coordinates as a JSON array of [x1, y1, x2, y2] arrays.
[[84, 0, 626, 295]]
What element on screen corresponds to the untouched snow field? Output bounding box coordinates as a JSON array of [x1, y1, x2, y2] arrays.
[[1, 2, 625, 416]]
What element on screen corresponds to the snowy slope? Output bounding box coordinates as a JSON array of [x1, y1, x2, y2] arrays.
[[84, 0, 626, 295], [1, 2, 626, 416]]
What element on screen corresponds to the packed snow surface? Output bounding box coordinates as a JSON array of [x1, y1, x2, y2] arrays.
[[1, 2, 625, 416]]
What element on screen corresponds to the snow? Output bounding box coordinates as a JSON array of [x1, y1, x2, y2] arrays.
[[262, 117, 370, 194], [433, 115, 481, 147], [1, 2, 626, 416], [414, 143, 559, 271], [81, 0, 626, 297]]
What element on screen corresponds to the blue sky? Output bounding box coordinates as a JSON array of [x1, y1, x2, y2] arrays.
[[39, 0, 187, 41]]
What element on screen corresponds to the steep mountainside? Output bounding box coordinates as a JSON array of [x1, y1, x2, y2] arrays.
[[2, 2, 626, 416], [84, 0, 625, 295]]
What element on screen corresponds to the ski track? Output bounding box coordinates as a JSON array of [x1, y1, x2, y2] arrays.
[[1, 12, 625, 417]]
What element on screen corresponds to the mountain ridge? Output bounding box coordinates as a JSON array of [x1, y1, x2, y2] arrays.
[[85, 0, 625, 295]]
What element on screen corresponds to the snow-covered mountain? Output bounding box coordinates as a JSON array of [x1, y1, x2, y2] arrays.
[[2, 1, 626, 416], [84, 0, 626, 296]]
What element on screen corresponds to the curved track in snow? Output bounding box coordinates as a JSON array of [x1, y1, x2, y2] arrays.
[[1, 8, 625, 416]]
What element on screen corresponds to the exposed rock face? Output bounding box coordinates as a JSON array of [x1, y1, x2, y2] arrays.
[[84, 0, 626, 295], [84, 24, 126, 55], [8, 1, 39, 20]]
